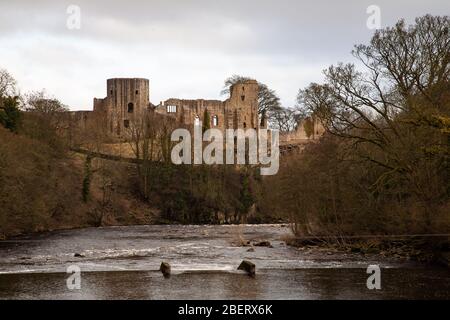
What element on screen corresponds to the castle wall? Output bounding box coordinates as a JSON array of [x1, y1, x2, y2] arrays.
[[157, 98, 226, 131], [155, 80, 259, 134], [67, 110, 93, 130], [93, 98, 106, 113], [280, 116, 325, 143]]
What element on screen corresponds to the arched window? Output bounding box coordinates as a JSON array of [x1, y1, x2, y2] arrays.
[[194, 115, 200, 126], [128, 102, 134, 113], [212, 115, 218, 126]]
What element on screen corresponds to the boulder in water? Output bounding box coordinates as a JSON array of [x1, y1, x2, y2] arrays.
[[238, 260, 255, 276], [254, 240, 271, 247], [160, 261, 171, 277]]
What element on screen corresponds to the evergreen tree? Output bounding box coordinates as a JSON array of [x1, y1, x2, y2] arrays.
[[0, 96, 21, 132], [203, 108, 210, 133]]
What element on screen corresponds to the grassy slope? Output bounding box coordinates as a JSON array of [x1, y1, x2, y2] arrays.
[[0, 127, 157, 239]]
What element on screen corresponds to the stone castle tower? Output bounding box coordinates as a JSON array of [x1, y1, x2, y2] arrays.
[[94, 78, 150, 135], [226, 80, 259, 130]]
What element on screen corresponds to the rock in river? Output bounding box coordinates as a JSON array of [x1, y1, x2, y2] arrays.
[[253, 240, 271, 247], [160, 261, 171, 278], [238, 260, 255, 276]]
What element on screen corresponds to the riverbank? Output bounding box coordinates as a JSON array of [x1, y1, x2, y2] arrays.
[[0, 126, 161, 240], [284, 235, 450, 268]]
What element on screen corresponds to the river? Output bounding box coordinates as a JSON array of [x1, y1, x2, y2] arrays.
[[0, 224, 448, 299]]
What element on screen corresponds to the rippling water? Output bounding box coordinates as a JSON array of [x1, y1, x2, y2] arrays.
[[0, 224, 449, 299]]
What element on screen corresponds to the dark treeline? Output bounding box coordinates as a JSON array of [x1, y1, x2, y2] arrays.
[[139, 163, 262, 224], [260, 15, 450, 242]]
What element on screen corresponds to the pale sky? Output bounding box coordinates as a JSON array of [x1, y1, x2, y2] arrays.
[[0, 0, 448, 110]]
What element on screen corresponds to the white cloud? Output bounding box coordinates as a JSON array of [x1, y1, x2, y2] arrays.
[[0, 0, 448, 110]]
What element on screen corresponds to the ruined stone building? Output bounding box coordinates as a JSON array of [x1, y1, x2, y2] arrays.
[[154, 79, 260, 132], [71, 77, 261, 136], [279, 116, 325, 144], [69, 77, 324, 145]]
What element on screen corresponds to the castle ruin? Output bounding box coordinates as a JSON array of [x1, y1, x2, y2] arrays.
[[69, 77, 323, 145], [78, 78, 261, 136]]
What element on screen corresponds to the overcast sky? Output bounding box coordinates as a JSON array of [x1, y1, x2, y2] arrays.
[[0, 0, 448, 110]]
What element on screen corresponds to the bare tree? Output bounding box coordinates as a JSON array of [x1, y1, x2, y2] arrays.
[[272, 107, 302, 132], [25, 90, 68, 114], [24, 90, 69, 131], [294, 15, 450, 222], [299, 15, 450, 171], [0, 68, 17, 97], [126, 109, 178, 199]]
